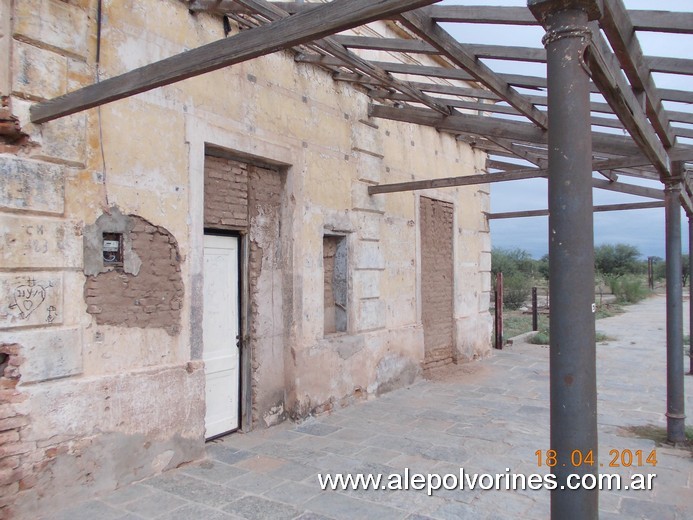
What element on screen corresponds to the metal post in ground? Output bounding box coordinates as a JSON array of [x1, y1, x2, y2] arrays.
[[689, 217, 693, 375], [528, 1, 599, 517], [495, 273, 504, 349], [665, 178, 686, 442], [532, 287, 538, 332]]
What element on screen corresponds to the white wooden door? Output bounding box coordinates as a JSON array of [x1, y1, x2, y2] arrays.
[[203, 234, 240, 438]]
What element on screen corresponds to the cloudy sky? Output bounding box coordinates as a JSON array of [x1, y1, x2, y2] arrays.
[[440, 0, 692, 259]]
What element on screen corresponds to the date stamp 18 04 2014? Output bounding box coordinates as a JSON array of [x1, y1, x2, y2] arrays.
[[535, 449, 657, 468]]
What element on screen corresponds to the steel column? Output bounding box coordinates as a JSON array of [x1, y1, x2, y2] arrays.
[[532, 287, 538, 332], [495, 273, 504, 350], [689, 216, 693, 375], [529, 1, 598, 518], [665, 181, 686, 442]]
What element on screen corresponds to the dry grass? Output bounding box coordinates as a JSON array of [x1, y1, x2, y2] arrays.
[[620, 424, 693, 452]]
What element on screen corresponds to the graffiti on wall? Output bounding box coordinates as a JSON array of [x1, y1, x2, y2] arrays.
[[1, 274, 62, 328]]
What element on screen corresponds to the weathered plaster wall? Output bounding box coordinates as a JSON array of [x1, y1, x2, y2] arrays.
[[0, 0, 492, 515]]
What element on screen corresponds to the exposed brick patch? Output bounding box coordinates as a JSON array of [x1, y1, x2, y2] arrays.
[[420, 197, 455, 368], [0, 344, 30, 520], [0, 97, 30, 150], [204, 156, 249, 229], [84, 217, 184, 335]]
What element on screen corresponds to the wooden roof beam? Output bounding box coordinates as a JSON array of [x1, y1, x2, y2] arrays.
[[189, 2, 693, 34], [369, 167, 546, 195], [337, 35, 693, 77], [398, 9, 548, 128], [339, 62, 693, 103], [428, 5, 693, 34], [428, 5, 537, 25], [629, 11, 693, 34], [487, 137, 548, 169], [332, 35, 439, 55], [487, 201, 666, 220], [598, 0, 675, 148], [584, 28, 671, 177], [30, 0, 441, 123], [237, 0, 453, 115], [368, 104, 643, 156], [187, 1, 306, 15], [370, 162, 663, 199]]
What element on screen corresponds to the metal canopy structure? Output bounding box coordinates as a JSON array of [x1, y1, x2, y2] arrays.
[[27, 1, 692, 519]]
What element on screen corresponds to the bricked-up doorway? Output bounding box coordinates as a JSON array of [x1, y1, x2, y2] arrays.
[[420, 196, 455, 368], [203, 151, 285, 432]]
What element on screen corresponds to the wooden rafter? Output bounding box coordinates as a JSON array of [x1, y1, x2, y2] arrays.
[[235, 0, 453, 115], [398, 9, 548, 128], [380, 81, 693, 125], [428, 5, 693, 34], [369, 90, 693, 144], [487, 201, 666, 220], [369, 162, 664, 200], [584, 27, 670, 177], [335, 35, 693, 77], [30, 0, 440, 123], [369, 168, 545, 195], [598, 0, 675, 149], [331, 60, 693, 104], [368, 104, 643, 156]]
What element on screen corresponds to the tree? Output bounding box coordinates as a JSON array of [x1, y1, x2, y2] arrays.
[[594, 243, 643, 276], [538, 254, 549, 280], [491, 248, 537, 277], [683, 254, 689, 286], [491, 248, 537, 310]]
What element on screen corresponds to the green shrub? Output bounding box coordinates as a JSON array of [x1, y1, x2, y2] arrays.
[[501, 273, 533, 310], [529, 327, 612, 345], [607, 275, 648, 304], [530, 330, 550, 345]]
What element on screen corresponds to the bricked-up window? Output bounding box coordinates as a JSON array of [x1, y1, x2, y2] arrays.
[[324, 235, 347, 334]]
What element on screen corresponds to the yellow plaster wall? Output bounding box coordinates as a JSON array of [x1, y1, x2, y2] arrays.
[[0, 0, 492, 513]]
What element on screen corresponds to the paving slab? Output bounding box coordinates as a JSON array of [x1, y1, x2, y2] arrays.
[[43, 294, 692, 519]]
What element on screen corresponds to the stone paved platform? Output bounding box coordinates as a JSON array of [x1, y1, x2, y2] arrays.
[[45, 294, 693, 519]]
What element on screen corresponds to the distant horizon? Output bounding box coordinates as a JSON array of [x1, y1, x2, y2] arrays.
[[490, 216, 689, 261]]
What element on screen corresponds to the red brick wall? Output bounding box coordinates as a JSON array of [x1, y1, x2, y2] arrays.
[[204, 156, 249, 230], [0, 344, 29, 519], [84, 218, 184, 335], [420, 197, 455, 367]]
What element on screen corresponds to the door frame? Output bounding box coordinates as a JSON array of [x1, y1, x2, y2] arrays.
[[203, 229, 248, 436]]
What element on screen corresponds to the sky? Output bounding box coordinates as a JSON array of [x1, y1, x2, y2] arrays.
[[439, 0, 692, 259]]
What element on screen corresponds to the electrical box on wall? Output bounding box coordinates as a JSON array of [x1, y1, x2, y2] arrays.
[[102, 232, 123, 267]]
